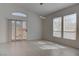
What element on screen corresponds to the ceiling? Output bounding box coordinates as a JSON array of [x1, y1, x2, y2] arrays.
[[16, 3, 76, 16]]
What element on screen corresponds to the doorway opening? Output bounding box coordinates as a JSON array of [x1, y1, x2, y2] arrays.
[[8, 19, 27, 41]]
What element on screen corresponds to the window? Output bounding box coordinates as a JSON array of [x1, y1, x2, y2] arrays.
[[53, 17, 62, 37], [53, 13, 77, 40], [12, 12, 27, 17], [63, 13, 76, 40]]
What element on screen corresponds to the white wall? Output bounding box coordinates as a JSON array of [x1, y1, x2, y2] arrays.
[[0, 3, 42, 43]]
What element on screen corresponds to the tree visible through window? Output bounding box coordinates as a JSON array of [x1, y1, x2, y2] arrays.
[[53, 13, 77, 40], [63, 13, 76, 40], [53, 17, 62, 37]]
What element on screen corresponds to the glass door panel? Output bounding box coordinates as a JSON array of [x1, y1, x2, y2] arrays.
[[22, 21, 27, 39], [16, 21, 23, 40], [8, 20, 27, 41]]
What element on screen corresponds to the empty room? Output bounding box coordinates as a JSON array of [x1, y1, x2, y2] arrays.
[[0, 3, 79, 56]]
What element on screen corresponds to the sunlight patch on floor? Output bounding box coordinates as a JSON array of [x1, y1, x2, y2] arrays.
[[39, 44, 67, 49], [37, 41, 47, 44], [37, 41, 55, 44], [33, 41, 67, 50]]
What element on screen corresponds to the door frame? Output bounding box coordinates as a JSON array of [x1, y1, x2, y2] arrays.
[[7, 19, 28, 42]]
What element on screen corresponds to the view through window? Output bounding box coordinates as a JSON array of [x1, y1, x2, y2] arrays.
[[53, 17, 62, 37], [63, 13, 76, 40], [53, 13, 76, 40]]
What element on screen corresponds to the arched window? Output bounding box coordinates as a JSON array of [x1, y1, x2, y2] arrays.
[[12, 12, 27, 17]]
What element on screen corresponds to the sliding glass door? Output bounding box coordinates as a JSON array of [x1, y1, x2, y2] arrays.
[[8, 20, 27, 41]]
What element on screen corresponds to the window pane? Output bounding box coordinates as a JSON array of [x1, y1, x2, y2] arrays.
[[22, 21, 27, 39], [63, 32, 76, 40], [53, 17, 62, 37], [16, 21, 23, 40], [63, 13, 76, 40], [53, 32, 61, 37]]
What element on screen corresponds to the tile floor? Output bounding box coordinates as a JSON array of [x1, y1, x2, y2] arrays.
[[0, 40, 79, 56]]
